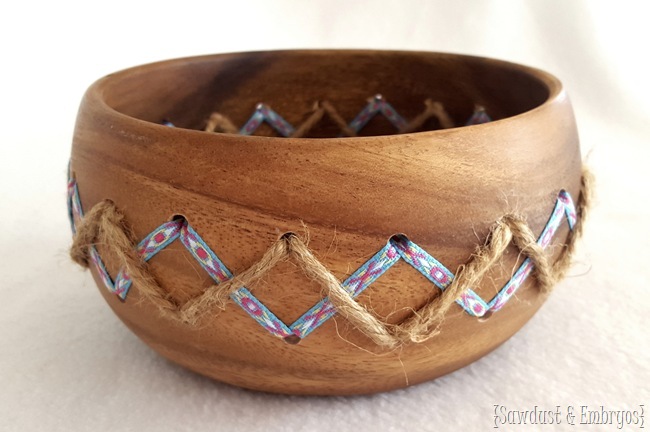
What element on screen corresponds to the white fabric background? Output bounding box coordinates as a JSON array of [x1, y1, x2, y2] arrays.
[[1, 1, 648, 431]]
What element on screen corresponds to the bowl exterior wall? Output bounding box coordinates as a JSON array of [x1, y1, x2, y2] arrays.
[[69, 51, 582, 395]]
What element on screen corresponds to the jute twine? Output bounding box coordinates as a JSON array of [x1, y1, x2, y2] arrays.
[[70, 168, 593, 348], [204, 98, 456, 137]]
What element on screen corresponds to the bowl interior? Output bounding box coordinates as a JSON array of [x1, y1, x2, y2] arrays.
[[101, 50, 552, 137]]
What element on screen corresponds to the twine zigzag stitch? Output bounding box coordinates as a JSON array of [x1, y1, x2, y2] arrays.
[[68, 167, 591, 348]]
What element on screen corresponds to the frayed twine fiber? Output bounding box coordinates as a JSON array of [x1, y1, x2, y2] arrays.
[[70, 168, 593, 349]]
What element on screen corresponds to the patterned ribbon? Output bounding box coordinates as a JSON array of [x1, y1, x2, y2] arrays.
[[68, 173, 577, 340], [234, 96, 490, 136]]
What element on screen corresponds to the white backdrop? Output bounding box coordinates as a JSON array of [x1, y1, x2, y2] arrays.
[[1, 1, 648, 431]]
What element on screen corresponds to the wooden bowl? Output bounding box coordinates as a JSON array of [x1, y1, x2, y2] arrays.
[[68, 50, 583, 395]]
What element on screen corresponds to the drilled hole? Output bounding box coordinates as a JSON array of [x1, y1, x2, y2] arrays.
[[170, 214, 187, 222], [388, 232, 409, 244], [280, 232, 297, 241], [283, 335, 301, 345], [478, 310, 494, 322]]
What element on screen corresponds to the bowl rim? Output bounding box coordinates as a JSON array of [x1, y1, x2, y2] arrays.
[[87, 48, 566, 143]]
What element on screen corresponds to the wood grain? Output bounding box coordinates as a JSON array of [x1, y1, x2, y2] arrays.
[[70, 50, 582, 395]]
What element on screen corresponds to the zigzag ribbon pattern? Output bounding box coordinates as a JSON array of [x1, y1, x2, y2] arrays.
[[68, 173, 577, 341], [168, 95, 492, 136], [239, 95, 410, 136]]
